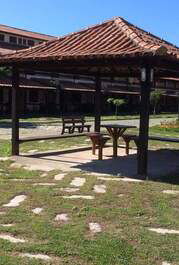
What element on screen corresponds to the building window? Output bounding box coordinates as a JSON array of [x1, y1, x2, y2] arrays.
[[18, 38, 22, 45], [27, 40, 35, 46], [0, 34, 5, 42], [29, 90, 39, 103], [9, 36, 17, 44], [23, 39, 27, 46]]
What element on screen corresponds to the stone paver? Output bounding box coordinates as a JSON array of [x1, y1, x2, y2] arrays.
[[93, 184, 106, 193], [70, 177, 86, 187], [54, 173, 66, 180], [0, 224, 15, 227], [97, 177, 143, 182], [55, 213, 69, 222], [20, 253, 51, 261], [162, 262, 171, 265], [60, 187, 79, 193], [33, 183, 56, 186], [0, 234, 26, 243], [163, 190, 179, 195], [3, 195, 27, 207], [62, 195, 94, 200], [148, 228, 179, 235], [32, 208, 43, 214], [89, 223, 102, 233]]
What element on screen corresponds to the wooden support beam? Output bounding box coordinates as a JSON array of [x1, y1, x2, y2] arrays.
[[11, 67, 20, 155], [94, 76, 101, 132], [137, 66, 153, 178]]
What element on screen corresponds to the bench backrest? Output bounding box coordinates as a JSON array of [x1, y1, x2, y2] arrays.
[[62, 116, 86, 125]]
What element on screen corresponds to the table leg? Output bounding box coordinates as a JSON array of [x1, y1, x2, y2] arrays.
[[113, 137, 118, 157]]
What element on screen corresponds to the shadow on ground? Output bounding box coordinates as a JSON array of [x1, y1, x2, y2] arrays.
[[23, 147, 179, 185]]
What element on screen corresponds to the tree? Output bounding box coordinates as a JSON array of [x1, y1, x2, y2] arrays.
[[0, 67, 11, 78], [107, 97, 126, 116], [150, 90, 163, 115]]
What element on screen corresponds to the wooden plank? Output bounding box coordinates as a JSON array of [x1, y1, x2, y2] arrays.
[[19, 133, 87, 143], [94, 76, 101, 132], [137, 66, 152, 177], [11, 67, 20, 155]]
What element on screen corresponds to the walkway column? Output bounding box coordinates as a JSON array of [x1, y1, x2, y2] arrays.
[[11, 66, 20, 155], [94, 76, 101, 132], [137, 66, 153, 178]]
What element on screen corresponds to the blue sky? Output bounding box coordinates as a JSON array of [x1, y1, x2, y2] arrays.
[[1, 0, 179, 46]]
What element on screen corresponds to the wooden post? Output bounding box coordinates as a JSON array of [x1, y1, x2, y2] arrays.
[[11, 66, 20, 155], [137, 66, 153, 178], [94, 76, 101, 132]]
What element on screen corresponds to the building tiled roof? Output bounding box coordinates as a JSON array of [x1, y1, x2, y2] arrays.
[[0, 17, 179, 63], [0, 24, 56, 41]]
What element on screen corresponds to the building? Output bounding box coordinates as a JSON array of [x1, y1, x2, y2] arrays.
[[0, 24, 59, 115]]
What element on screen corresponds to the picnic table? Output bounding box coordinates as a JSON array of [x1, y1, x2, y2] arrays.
[[100, 124, 136, 157]]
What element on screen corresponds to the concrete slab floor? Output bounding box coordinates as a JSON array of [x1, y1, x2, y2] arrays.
[[11, 146, 179, 179]]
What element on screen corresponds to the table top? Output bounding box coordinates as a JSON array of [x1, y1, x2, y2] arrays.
[[101, 124, 136, 129]]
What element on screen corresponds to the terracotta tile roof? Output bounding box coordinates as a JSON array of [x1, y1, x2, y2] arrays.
[[0, 17, 179, 63], [0, 24, 56, 41]]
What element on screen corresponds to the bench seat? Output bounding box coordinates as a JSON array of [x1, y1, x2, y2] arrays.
[[122, 134, 179, 155]]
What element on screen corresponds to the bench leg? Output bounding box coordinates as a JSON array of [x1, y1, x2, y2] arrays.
[[92, 142, 96, 155], [98, 144, 103, 160], [125, 139, 130, 155], [61, 128, 65, 135]]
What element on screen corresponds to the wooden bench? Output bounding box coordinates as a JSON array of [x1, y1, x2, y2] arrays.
[[19, 133, 86, 144], [122, 134, 179, 155], [61, 116, 91, 134], [87, 132, 110, 160]]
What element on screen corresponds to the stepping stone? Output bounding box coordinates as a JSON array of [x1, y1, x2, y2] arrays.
[[117, 194, 124, 197], [0, 211, 6, 215], [33, 183, 56, 186], [93, 184, 106, 193], [54, 213, 69, 222], [98, 177, 143, 182], [0, 157, 9, 161], [3, 195, 27, 207], [32, 208, 43, 215], [70, 177, 86, 187], [162, 262, 171, 265], [60, 187, 79, 193], [54, 173, 66, 180], [40, 173, 48, 177], [89, 223, 102, 233], [0, 234, 26, 243], [28, 149, 38, 153], [0, 224, 15, 227], [9, 179, 33, 182], [163, 190, 179, 195], [62, 195, 94, 200], [20, 253, 51, 261], [148, 228, 179, 235], [10, 163, 22, 169]]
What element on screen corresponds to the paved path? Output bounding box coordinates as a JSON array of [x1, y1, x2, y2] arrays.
[[0, 117, 176, 140]]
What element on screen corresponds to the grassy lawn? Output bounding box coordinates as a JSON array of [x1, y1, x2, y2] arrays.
[[0, 160, 178, 264], [1, 123, 179, 157]]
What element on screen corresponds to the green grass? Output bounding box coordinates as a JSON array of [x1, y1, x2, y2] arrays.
[[0, 161, 178, 264], [1, 123, 179, 157]]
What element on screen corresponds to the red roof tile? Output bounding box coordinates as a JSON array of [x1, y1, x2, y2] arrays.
[[0, 17, 179, 63], [0, 24, 56, 41]]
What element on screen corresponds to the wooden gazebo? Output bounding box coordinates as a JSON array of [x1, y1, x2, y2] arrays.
[[1, 17, 179, 177]]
